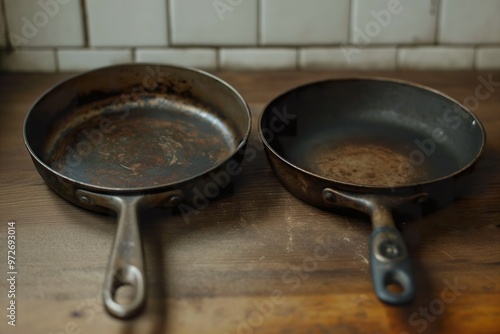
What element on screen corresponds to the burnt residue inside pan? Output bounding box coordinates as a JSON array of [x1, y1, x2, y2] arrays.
[[45, 95, 238, 188], [276, 122, 462, 187]]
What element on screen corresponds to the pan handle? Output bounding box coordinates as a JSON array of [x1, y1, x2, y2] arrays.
[[76, 190, 146, 318], [369, 206, 415, 304], [102, 195, 146, 318], [323, 188, 427, 304]]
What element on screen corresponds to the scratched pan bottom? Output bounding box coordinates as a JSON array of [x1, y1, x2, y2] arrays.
[[46, 98, 238, 189], [277, 122, 462, 187]]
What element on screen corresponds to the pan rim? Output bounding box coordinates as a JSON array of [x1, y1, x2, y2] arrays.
[[258, 76, 487, 191], [23, 63, 252, 193]]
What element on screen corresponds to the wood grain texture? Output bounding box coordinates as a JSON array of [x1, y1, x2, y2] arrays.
[[0, 71, 499, 334]]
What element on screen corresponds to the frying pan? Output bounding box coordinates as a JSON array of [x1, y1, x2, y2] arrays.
[[259, 78, 485, 304], [23, 64, 251, 318]]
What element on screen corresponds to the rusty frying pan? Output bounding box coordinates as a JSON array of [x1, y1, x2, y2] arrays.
[[23, 64, 251, 318], [259, 78, 485, 304]]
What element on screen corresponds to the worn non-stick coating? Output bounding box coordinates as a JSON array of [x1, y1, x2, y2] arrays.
[[39, 93, 239, 189], [262, 78, 484, 189], [25, 67, 249, 193]]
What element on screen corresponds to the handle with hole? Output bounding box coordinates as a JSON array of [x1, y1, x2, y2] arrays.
[[76, 189, 184, 318], [102, 195, 146, 318], [322, 188, 421, 304], [370, 224, 415, 304]]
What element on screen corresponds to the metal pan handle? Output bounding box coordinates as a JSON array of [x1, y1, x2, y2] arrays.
[[370, 208, 415, 304], [76, 189, 183, 318], [102, 195, 146, 318], [77, 191, 146, 318], [323, 188, 427, 304]]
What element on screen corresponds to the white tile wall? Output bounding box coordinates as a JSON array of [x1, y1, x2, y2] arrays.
[[476, 47, 500, 70], [439, 0, 500, 44], [136, 48, 217, 70], [398, 47, 475, 70], [4, 0, 84, 47], [170, 0, 257, 46], [261, 0, 349, 45], [350, 0, 437, 44], [58, 49, 132, 71], [0, 50, 56, 72], [86, 0, 168, 47], [300, 47, 396, 70], [0, 2, 6, 46], [220, 48, 296, 70], [1, 0, 500, 72]]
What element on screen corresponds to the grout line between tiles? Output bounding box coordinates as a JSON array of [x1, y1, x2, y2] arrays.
[[166, 0, 173, 47], [215, 47, 221, 71], [257, 0, 261, 46], [347, 0, 353, 44], [295, 47, 300, 70], [472, 45, 479, 71], [0, 0, 12, 51], [54, 47, 60, 72], [434, 0, 442, 45], [80, 0, 90, 47], [395, 45, 401, 70]]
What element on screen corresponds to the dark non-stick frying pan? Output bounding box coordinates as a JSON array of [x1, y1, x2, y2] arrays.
[[24, 64, 251, 318], [259, 78, 485, 304]]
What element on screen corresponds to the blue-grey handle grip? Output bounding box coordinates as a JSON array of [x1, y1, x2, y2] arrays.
[[370, 226, 415, 304]]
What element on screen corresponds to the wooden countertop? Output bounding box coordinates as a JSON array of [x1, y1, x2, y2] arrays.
[[0, 71, 499, 334]]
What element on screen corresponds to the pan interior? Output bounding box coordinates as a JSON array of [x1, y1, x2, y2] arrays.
[[277, 123, 460, 187], [262, 79, 484, 188], [45, 97, 239, 189]]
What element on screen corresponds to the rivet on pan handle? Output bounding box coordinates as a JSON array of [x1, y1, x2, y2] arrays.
[[323, 188, 428, 305]]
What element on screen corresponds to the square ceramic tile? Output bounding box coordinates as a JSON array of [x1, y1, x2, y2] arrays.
[[0, 50, 56, 71], [170, 0, 257, 46], [397, 47, 474, 70], [136, 48, 217, 70], [300, 47, 396, 70], [0, 3, 6, 47], [439, 0, 500, 44], [219, 48, 296, 70], [476, 47, 500, 69], [57, 49, 133, 72], [350, 0, 437, 44], [86, 0, 168, 47], [4, 0, 84, 47], [260, 0, 349, 45]]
